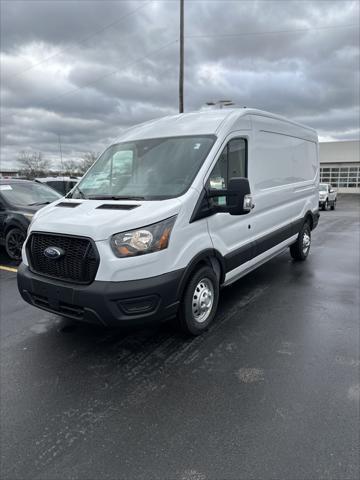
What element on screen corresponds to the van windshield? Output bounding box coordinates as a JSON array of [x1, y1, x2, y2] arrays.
[[319, 184, 328, 192], [69, 135, 216, 200]]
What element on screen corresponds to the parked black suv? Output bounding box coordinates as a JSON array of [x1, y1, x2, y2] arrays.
[[0, 179, 61, 260], [35, 177, 80, 195]]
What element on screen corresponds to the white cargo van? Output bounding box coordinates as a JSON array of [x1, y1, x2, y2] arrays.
[[17, 108, 320, 335]]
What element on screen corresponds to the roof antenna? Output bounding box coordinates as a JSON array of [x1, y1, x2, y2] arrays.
[[204, 100, 234, 109]]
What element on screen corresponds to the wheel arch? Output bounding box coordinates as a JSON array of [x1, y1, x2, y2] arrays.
[[304, 210, 316, 230], [4, 218, 27, 236], [177, 249, 225, 301]]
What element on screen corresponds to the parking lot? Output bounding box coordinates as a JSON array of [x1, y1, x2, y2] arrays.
[[1, 195, 359, 480]]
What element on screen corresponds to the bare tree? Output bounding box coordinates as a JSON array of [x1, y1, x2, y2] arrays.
[[18, 151, 50, 179], [80, 152, 98, 174], [55, 153, 98, 177], [63, 159, 81, 176]]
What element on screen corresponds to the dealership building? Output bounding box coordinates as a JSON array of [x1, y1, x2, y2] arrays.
[[319, 140, 360, 194]]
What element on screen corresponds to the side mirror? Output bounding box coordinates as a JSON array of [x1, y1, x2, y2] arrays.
[[208, 177, 253, 215], [227, 177, 253, 215]]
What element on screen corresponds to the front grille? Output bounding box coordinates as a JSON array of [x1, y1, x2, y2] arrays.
[[27, 232, 99, 284]]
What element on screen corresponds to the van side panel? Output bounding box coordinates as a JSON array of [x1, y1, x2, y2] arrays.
[[247, 115, 318, 246], [223, 115, 318, 284], [252, 131, 318, 191]]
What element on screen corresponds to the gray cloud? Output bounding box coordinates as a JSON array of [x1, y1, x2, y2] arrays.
[[0, 0, 359, 169]]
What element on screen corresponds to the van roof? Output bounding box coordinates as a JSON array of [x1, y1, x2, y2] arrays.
[[117, 108, 318, 142]]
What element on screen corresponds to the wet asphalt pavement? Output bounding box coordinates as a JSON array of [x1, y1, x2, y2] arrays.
[[1, 196, 359, 480]]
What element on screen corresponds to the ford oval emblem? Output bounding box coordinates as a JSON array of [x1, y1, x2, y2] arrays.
[[43, 246, 64, 259]]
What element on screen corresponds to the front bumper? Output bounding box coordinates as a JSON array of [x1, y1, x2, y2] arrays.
[[17, 263, 183, 326]]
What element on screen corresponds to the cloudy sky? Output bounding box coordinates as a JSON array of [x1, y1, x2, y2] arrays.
[[1, 0, 359, 169]]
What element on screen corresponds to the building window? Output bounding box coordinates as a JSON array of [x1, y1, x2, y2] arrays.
[[320, 166, 360, 188]]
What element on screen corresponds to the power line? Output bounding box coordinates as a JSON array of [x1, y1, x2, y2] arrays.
[[2, 22, 357, 123], [3, 1, 151, 82], [1, 39, 179, 123], [42, 39, 178, 102], [185, 23, 358, 38], [4, 21, 355, 84]]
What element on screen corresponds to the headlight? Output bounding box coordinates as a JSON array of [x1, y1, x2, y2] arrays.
[[110, 216, 176, 258]]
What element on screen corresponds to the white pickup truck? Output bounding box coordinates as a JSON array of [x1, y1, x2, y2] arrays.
[[319, 183, 337, 210]]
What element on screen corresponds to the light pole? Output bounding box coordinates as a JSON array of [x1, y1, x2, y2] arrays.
[[58, 135, 64, 179], [179, 0, 184, 113]]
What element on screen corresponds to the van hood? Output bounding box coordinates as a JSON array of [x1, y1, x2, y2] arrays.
[[30, 198, 183, 241]]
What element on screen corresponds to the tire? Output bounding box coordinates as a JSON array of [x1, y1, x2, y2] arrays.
[[322, 199, 329, 211], [331, 200, 336, 211], [5, 227, 26, 261], [177, 265, 219, 336], [290, 221, 311, 261]]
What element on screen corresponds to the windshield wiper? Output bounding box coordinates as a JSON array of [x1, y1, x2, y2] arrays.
[[87, 195, 145, 200], [28, 201, 51, 206], [67, 185, 87, 199]]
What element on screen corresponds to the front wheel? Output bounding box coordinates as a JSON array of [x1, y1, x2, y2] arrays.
[[290, 222, 311, 261], [331, 200, 336, 210], [177, 265, 219, 336], [5, 227, 26, 260]]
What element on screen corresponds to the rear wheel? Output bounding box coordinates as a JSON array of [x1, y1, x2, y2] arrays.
[[290, 221, 311, 261], [177, 265, 219, 336], [5, 227, 26, 260]]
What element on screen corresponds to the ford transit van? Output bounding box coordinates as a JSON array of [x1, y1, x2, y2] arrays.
[[17, 108, 320, 335]]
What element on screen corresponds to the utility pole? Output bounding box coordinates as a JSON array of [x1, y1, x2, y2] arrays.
[[179, 0, 184, 113], [58, 135, 64, 179]]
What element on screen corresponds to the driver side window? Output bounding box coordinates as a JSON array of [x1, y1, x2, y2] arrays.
[[207, 138, 247, 206], [112, 151, 133, 176]]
